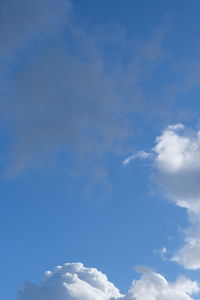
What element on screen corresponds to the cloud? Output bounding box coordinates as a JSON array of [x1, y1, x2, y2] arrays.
[[122, 151, 151, 165], [153, 246, 168, 261], [153, 124, 200, 213], [122, 124, 200, 270], [172, 237, 200, 270], [152, 124, 200, 269], [125, 269, 199, 300], [0, 0, 171, 177], [18, 262, 122, 300], [0, 0, 71, 61], [122, 119, 200, 275], [18, 262, 200, 300], [171, 222, 200, 270]]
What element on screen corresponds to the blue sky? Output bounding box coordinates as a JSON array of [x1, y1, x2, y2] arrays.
[[1, 1, 200, 299]]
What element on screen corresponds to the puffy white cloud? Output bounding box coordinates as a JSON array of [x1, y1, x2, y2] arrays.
[[125, 269, 199, 300], [120, 124, 200, 270], [153, 124, 200, 213], [171, 222, 200, 270], [18, 262, 200, 300], [172, 237, 200, 270], [19, 263, 122, 300], [152, 124, 200, 269]]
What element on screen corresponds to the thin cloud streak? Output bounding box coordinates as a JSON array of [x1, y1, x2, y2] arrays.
[[122, 151, 152, 165]]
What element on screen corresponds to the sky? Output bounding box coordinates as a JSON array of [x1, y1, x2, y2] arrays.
[[2, 0, 200, 299]]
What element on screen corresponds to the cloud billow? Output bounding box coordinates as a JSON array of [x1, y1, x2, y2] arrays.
[[18, 262, 199, 300], [152, 124, 200, 269], [154, 124, 200, 212], [124, 124, 200, 271]]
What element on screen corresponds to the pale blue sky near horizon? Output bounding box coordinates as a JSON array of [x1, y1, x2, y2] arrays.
[[1, 1, 200, 299]]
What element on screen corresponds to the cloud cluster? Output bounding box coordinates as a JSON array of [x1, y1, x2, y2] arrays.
[[153, 124, 200, 269], [18, 262, 199, 300]]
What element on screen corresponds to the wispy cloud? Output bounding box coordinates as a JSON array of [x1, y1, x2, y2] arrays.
[[0, 0, 171, 177], [154, 246, 168, 261], [122, 151, 152, 165]]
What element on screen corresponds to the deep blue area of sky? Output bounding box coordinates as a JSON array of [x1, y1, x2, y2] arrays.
[[1, 1, 200, 300]]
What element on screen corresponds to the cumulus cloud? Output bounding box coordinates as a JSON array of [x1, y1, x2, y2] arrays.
[[18, 262, 122, 300], [172, 236, 200, 270], [125, 269, 199, 300], [18, 262, 200, 300], [152, 124, 200, 269], [122, 124, 200, 270], [153, 123, 200, 213], [171, 222, 200, 270]]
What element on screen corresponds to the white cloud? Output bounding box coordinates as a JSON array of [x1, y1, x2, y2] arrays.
[[152, 124, 200, 269], [123, 123, 200, 269], [19, 262, 122, 300], [153, 124, 200, 213], [171, 222, 200, 270], [123, 151, 151, 165], [122, 124, 200, 270], [125, 269, 199, 300], [172, 237, 200, 270], [18, 262, 200, 300], [168, 124, 185, 131]]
